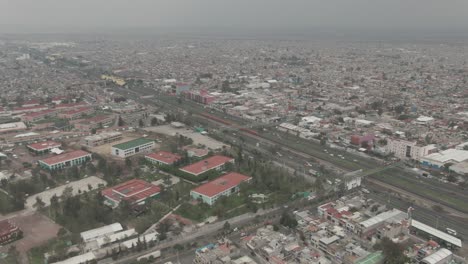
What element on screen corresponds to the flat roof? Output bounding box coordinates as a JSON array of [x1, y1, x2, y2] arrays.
[[102, 179, 160, 204], [146, 151, 181, 165], [112, 138, 154, 150], [411, 220, 462, 247], [421, 248, 452, 264], [52, 252, 96, 264], [360, 209, 405, 228], [0, 121, 27, 132], [422, 149, 468, 164], [180, 155, 234, 176], [191, 172, 251, 197], [80, 223, 123, 242], [27, 141, 61, 151], [39, 150, 91, 166], [84, 131, 122, 141]]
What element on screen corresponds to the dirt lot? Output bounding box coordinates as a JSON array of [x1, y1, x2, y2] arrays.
[[2, 213, 62, 263], [144, 125, 227, 150]]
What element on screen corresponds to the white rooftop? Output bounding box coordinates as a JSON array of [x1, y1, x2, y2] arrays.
[[416, 116, 434, 122], [51, 252, 95, 264], [80, 223, 123, 242], [422, 149, 468, 164], [411, 220, 462, 247], [360, 209, 405, 228], [421, 248, 452, 264]]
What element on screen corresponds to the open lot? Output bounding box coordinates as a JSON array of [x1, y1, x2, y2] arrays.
[[144, 125, 227, 150], [14, 213, 61, 253], [0, 213, 62, 263], [25, 176, 107, 209]]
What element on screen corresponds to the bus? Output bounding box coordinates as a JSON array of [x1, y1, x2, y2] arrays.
[[446, 228, 457, 236]]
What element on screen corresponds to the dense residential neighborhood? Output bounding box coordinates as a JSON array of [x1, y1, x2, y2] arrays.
[[0, 9, 467, 264]]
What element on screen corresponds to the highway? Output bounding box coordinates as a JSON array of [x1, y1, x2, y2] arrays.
[[366, 182, 468, 242]]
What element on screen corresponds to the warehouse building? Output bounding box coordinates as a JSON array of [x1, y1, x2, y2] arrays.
[[27, 141, 62, 155], [38, 150, 92, 170], [101, 179, 161, 208], [111, 138, 155, 158], [179, 155, 234, 176], [145, 151, 182, 166], [190, 172, 251, 205], [420, 149, 468, 169], [82, 131, 122, 147]]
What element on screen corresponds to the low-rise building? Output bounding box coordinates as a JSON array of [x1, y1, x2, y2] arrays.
[[179, 155, 234, 177], [82, 132, 122, 147], [111, 138, 155, 158], [190, 172, 251, 205], [0, 121, 27, 134], [58, 107, 94, 120], [27, 141, 62, 155], [101, 179, 161, 208], [145, 151, 182, 166], [38, 150, 92, 170], [21, 109, 57, 123], [0, 219, 21, 245], [420, 149, 468, 169], [74, 115, 115, 131]]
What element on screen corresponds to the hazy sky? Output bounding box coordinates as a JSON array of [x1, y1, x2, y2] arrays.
[[1, 0, 468, 33]]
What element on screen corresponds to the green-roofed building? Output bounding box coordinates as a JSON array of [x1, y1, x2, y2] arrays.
[[111, 138, 155, 158], [356, 251, 384, 264]]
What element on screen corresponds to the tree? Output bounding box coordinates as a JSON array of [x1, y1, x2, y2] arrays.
[[394, 105, 405, 115], [374, 237, 410, 264], [125, 158, 132, 169], [61, 186, 74, 199], [223, 221, 231, 232], [138, 119, 144, 127], [279, 212, 298, 228], [118, 116, 125, 126], [34, 196, 46, 210], [150, 117, 158, 126], [447, 174, 457, 183]]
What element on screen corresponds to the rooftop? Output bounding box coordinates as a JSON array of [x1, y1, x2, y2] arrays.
[[146, 151, 182, 165], [422, 149, 468, 163], [112, 138, 154, 150], [80, 223, 123, 242], [191, 172, 251, 197], [359, 209, 405, 228], [411, 220, 462, 247], [39, 150, 91, 166], [102, 179, 161, 204], [0, 219, 18, 237], [180, 155, 234, 176], [27, 141, 61, 151], [421, 248, 452, 264]]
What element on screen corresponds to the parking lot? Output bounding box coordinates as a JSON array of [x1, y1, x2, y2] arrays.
[[144, 125, 227, 150]]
